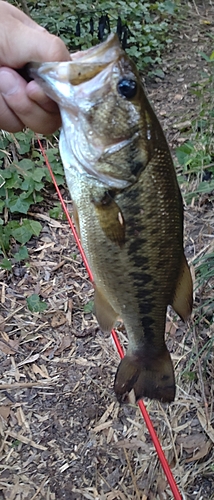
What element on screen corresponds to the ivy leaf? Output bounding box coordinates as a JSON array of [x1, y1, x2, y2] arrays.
[[11, 219, 42, 244], [32, 168, 46, 182], [83, 300, 94, 313], [14, 246, 29, 262], [0, 258, 12, 270], [27, 294, 48, 313], [18, 159, 35, 171], [8, 197, 31, 214]]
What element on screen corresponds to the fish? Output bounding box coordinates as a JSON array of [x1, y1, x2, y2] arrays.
[[30, 34, 193, 403]]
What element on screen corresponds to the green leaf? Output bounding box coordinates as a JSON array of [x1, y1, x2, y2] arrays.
[[49, 203, 63, 219], [83, 300, 94, 314], [14, 131, 34, 154], [11, 219, 42, 244], [7, 197, 31, 214], [32, 168, 46, 182], [27, 294, 48, 313], [27, 220, 42, 237], [0, 258, 12, 270], [176, 142, 194, 166], [14, 246, 29, 262], [4, 171, 21, 189], [18, 159, 35, 171], [199, 51, 211, 62]]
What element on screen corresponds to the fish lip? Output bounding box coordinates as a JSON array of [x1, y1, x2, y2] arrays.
[[29, 34, 123, 86], [69, 33, 122, 63]]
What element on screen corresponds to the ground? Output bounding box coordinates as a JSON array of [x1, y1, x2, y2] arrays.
[[0, 2, 214, 499]]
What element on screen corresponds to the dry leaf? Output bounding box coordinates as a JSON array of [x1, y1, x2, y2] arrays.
[[0, 405, 10, 421], [115, 439, 148, 451], [165, 321, 177, 336], [185, 440, 212, 463], [0, 314, 5, 325], [17, 354, 39, 367], [197, 407, 214, 443], [51, 311, 67, 327], [177, 432, 207, 453], [0, 338, 19, 355], [32, 363, 50, 379], [55, 334, 72, 354]]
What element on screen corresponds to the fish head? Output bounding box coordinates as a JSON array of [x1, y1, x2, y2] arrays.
[[29, 34, 151, 188]]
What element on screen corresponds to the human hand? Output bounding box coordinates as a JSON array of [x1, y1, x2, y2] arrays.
[[0, 1, 71, 134]]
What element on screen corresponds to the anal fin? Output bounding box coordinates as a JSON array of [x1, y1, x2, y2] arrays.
[[94, 286, 119, 332], [172, 254, 193, 322]]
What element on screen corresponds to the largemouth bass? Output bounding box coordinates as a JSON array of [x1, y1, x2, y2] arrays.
[[30, 34, 193, 403]]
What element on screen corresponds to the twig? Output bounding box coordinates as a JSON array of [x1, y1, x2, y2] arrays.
[[0, 306, 25, 325], [192, 326, 209, 425], [123, 447, 141, 500], [30, 476, 49, 500], [0, 381, 54, 390]]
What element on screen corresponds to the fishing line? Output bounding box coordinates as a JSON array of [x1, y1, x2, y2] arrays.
[[37, 136, 182, 500]]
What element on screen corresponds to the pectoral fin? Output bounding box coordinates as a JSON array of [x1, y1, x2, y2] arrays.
[[114, 346, 175, 403], [94, 285, 119, 332], [92, 192, 125, 247], [172, 254, 193, 322]]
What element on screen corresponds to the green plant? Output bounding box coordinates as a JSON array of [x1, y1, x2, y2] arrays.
[[176, 49, 214, 203], [26, 293, 48, 312], [0, 132, 65, 266], [11, 0, 178, 71], [83, 300, 94, 313]]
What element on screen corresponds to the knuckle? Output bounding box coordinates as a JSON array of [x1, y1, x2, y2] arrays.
[[47, 35, 69, 62]]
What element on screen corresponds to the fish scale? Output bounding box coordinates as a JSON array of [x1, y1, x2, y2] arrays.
[[30, 33, 193, 403]]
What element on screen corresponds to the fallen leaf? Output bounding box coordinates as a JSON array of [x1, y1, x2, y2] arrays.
[[0, 338, 19, 355], [165, 321, 177, 336], [55, 334, 72, 354], [0, 405, 11, 421], [32, 363, 50, 379], [0, 315, 5, 325], [177, 432, 207, 453], [185, 440, 211, 463], [51, 311, 67, 327], [114, 439, 148, 451], [197, 407, 214, 443]]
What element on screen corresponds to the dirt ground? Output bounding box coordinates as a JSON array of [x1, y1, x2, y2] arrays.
[[0, 2, 214, 499]]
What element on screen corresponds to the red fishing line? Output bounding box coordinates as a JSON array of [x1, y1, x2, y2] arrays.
[[37, 137, 182, 500]]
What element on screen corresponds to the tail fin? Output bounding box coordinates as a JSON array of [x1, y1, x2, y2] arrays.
[[114, 347, 175, 403]]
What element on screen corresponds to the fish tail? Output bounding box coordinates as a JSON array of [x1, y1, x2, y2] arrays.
[[114, 347, 175, 403]]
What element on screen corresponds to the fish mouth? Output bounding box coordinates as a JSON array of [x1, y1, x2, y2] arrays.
[[29, 34, 123, 87]]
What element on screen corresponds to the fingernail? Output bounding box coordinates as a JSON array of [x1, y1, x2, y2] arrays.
[[0, 69, 19, 95]]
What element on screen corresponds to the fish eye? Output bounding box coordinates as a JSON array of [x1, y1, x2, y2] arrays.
[[117, 78, 137, 99]]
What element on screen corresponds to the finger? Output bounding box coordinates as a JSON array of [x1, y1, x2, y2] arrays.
[[1, 2, 47, 30], [26, 80, 59, 113], [0, 68, 61, 134], [1, 9, 70, 68], [0, 93, 24, 133]]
